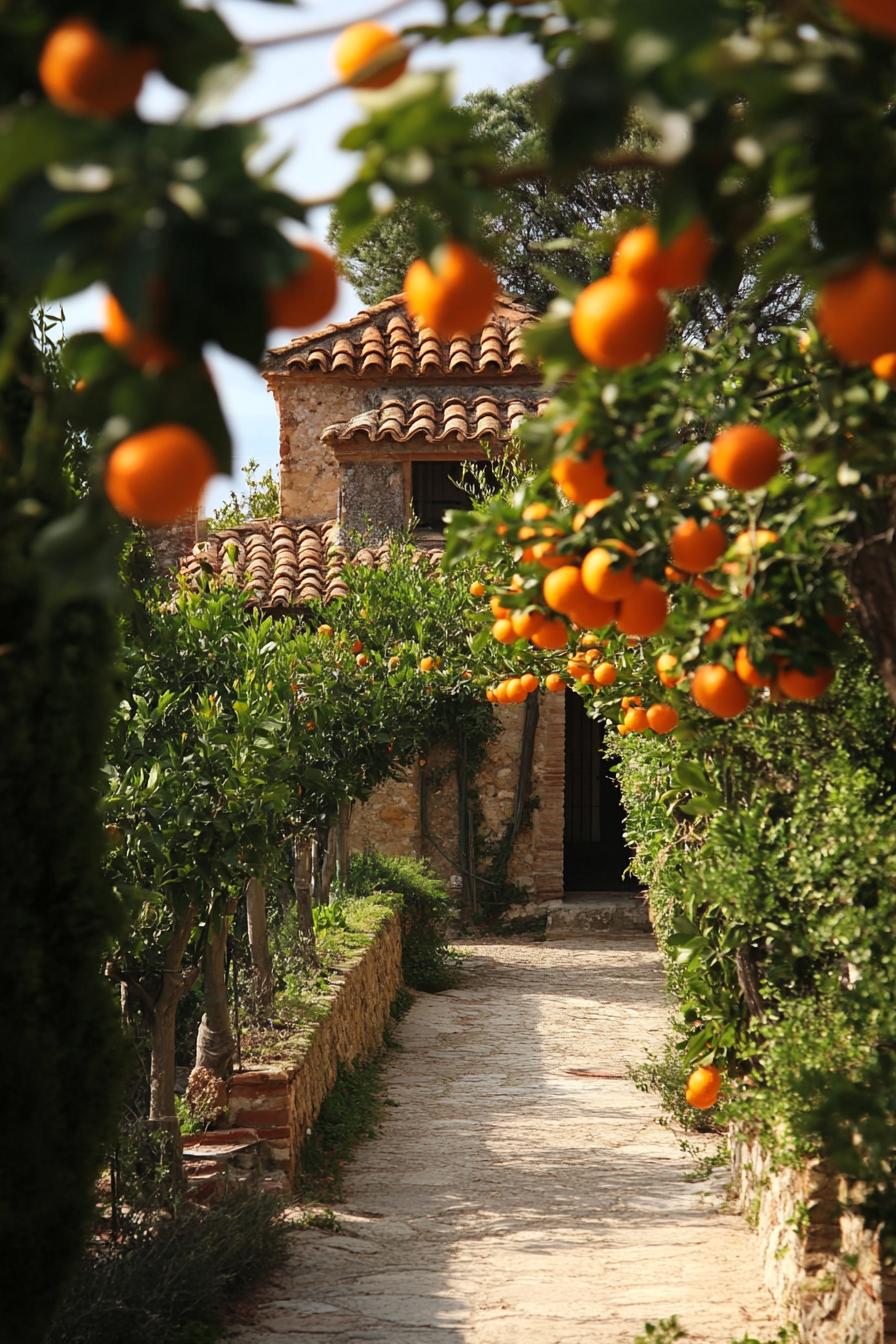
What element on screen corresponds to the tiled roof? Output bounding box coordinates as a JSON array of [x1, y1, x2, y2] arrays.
[[322, 394, 549, 445], [265, 294, 538, 380], [179, 520, 442, 612]]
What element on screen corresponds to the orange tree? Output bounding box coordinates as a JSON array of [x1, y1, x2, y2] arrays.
[[103, 539, 489, 1157], [6, 0, 896, 1324], [1, 5, 341, 1334]]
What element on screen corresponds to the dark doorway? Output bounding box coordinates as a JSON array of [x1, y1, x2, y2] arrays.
[[563, 690, 636, 891]]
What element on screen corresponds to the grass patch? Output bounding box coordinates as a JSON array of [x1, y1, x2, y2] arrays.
[[47, 1187, 290, 1344]]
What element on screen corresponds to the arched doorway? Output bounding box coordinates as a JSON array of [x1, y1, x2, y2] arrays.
[[563, 690, 636, 892]]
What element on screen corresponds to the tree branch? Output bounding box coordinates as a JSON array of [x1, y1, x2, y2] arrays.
[[245, 0, 415, 49]]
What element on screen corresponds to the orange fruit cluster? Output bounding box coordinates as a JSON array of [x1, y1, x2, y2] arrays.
[[486, 673, 540, 704], [570, 218, 713, 370]]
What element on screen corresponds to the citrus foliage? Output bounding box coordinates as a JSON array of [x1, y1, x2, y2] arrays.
[[613, 633, 896, 1247]]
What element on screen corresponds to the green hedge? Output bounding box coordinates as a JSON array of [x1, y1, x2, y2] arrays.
[[343, 851, 460, 991], [611, 635, 896, 1250]]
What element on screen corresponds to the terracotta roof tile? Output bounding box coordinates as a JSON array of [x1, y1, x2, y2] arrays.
[[265, 293, 538, 380], [179, 520, 442, 613], [321, 394, 548, 445]]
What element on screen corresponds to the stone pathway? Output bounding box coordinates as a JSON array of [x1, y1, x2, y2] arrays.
[[229, 938, 779, 1344]]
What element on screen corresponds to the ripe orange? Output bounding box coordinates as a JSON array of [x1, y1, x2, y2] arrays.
[[685, 1064, 722, 1110], [531, 618, 569, 650], [581, 542, 637, 601], [545, 673, 566, 693], [104, 293, 179, 370], [621, 695, 642, 709], [104, 424, 215, 526], [469, 580, 486, 597], [691, 663, 751, 718], [616, 578, 668, 637], [531, 540, 567, 569], [566, 590, 617, 631], [567, 659, 593, 683], [776, 663, 835, 700], [492, 618, 516, 645], [592, 661, 617, 687], [485, 687, 497, 703], [318, 624, 334, 638], [268, 243, 338, 330], [306, 720, 316, 732], [356, 653, 369, 667], [871, 351, 896, 382], [669, 518, 727, 574], [624, 707, 649, 732], [571, 276, 668, 368], [816, 259, 896, 362], [333, 21, 408, 88], [504, 677, 528, 704], [522, 502, 551, 521], [39, 19, 155, 118], [732, 527, 780, 557], [419, 656, 436, 672], [656, 651, 683, 687], [491, 595, 511, 619], [543, 566, 586, 617], [572, 499, 609, 531], [551, 452, 613, 504], [404, 242, 498, 339], [612, 219, 713, 291], [493, 682, 510, 704], [520, 673, 540, 695], [646, 703, 679, 734], [709, 424, 781, 491], [735, 645, 773, 689], [352, 639, 364, 654], [512, 608, 547, 640]]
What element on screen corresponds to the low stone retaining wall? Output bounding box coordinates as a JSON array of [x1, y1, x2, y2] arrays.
[[225, 914, 403, 1184], [731, 1132, 896, 1342]]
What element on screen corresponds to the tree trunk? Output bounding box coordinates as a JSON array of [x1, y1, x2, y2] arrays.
[[845, 488, 896, 709], [194, 896, 238, 1081], [311, 820, 338, 906], [147, 908, 198, 1143], [333, 799, 353, 895], [245, 876, 274, 1014], [292, 834, 318, 966]]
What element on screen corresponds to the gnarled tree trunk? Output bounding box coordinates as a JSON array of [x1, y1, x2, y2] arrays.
[[245, 875, 274, 1014]]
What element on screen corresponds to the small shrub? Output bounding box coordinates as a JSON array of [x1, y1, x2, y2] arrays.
[[345, 850, 461, 991], [47, 1188, 290, 1344], [629, 1030, 720, 1135]]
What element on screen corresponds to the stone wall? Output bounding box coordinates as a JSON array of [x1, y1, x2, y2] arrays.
[[266, 375, 368, 521], [731, 1131, 896, 1342], [348, 692, 565, 902], [226, 914, 403, 1183]]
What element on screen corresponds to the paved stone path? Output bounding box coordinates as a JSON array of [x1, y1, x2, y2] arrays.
[[230, 938, 779, 1344]]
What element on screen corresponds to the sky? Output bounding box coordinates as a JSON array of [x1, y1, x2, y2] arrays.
[[61, 0, 546, 512]]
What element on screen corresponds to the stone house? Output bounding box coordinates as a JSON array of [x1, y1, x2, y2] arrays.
[[177, 293, 633, 907]]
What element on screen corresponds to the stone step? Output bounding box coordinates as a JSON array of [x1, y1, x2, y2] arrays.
[[546, 893, 653, 939]]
